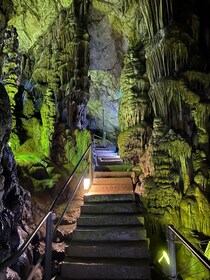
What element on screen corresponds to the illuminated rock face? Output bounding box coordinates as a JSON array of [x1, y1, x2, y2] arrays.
[[1, 0, 210, 278], [118, 1, 210, 277], [1, 3, 92, 195]]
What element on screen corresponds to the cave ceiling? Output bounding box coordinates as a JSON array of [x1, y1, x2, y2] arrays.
[[8, 0, 142, 53], [9, 0, 74, 52]]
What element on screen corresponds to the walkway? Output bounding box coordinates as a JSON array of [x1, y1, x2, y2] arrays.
[[56, 145, 151, 279]]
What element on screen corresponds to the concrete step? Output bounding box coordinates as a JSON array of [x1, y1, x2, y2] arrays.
[[94, 148, 116, 153], [66, 240, 150, 259], [92, 177, 132, 185], [95, 154, 119, 159], [77, 214, 145, 226], [95, 152, 119, 156], [80, 202, 141, 214], [89, 184, 133, 194], [94, 165, 131, 172], [98, 156, 121, 160], [60, 258, 151, 279], [84, 193, 135, 203], [93, 171, 131, 178], [71, 225, 147, 241], [97, 160, 124, 166]]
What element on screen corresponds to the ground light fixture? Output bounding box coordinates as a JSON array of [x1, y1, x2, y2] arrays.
[[83, 178, 90, 190], [158, 250, 170, 265]]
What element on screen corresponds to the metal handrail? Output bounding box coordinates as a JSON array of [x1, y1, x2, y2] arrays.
[[93, 133, 116, 147], [0, 142, 93, 280], [49, 142, 92, 211], [53, 163, 89, 235], [27, 163, 90, 280], [0, 211, 52, 271], [168, 225, 210, 279]]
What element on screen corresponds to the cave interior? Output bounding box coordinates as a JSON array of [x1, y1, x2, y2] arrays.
[[0, 0, 210, 279]]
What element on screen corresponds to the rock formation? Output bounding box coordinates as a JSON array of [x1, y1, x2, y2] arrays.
[[118, 1, 210, 278], [0, 0, 210, 279]]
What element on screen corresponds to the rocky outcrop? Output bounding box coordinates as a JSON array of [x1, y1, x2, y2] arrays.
[[1, 1, 210, 279], [0, 83, 32, 278], [118, 47, 152, 166], [8, 0, 74, 52], [5, 2, 92, 194], [87, 1, 139, 141], [118, 1, 210, 278]]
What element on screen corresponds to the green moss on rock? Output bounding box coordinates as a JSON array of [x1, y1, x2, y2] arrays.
[[67, 129, 91, 168]]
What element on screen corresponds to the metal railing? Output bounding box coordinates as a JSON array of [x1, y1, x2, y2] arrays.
[[0, 142, 93, 280], [93, 133, 116, 149], [167, 225, 210, 279]]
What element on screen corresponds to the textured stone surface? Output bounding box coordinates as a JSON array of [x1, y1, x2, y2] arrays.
[[9, 0, 73, 52], [1, 1, 210, 279], [87, 5, 129, 140], [0, 83, 32, 278]]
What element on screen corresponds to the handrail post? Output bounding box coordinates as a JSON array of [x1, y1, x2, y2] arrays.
[[102, 108, 106, 147], [103, 131, 106, 147], [167, 226, 177, 279], [89, 143, 93, 184], [44, 212, 53, 280]]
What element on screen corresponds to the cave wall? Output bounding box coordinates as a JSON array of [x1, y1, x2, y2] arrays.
[[1, 0, 210, 278], [87, 0, 138, 141], [1, 1, 92, 194], [0, 1, 92, 276], [118, 0, 210, 278], [0, 2, 33, 278]]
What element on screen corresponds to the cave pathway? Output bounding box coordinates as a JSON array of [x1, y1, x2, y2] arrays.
[[56, 145, 151, 279]]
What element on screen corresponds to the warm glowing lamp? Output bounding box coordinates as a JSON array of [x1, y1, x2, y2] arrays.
[[83, 178, 90, 190]]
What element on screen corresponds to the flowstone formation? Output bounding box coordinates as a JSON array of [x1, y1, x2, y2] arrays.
[[118, 48, 152, 166], [4, 2, 91, 193], [118, 0, 210, 278], [0, 1, 91, 277], [1, 0, 210, 278]]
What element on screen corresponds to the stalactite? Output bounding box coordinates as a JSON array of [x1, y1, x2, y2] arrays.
[[191, 14, 200, 42], [140, 0, 154, 38], [146, 39, 188, 83], [1, 27, 21, 154], [2, 27, 20, 129], [121, 0, 136, 14], [118, 47, 152, 166], [141, 0, 173, 38], [40, 88, 56, 157]]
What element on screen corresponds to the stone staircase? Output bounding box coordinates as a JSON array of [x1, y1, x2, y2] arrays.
[[57, 146, 151, 279]]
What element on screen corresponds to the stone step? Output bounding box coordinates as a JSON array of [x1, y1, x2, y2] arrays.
[[84, 193, 135, 203], [77, 214, 145, 226], [71, 225, 147, 241], [80, 202, 140, 214], [98, 156, 121, 160], [94, 165, 131, 172], [92, 177, 132, 185], [93, 171, 131, 178], [88, 184, 133, 194], [66, 241, 150, 259], [94, 148, 116, 152], [60, 258, 151, 279], [95, 154, 119, 159], [56, 145, 151, 280], [97, 160, 124, 166], [95, 152, 118, 156]]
